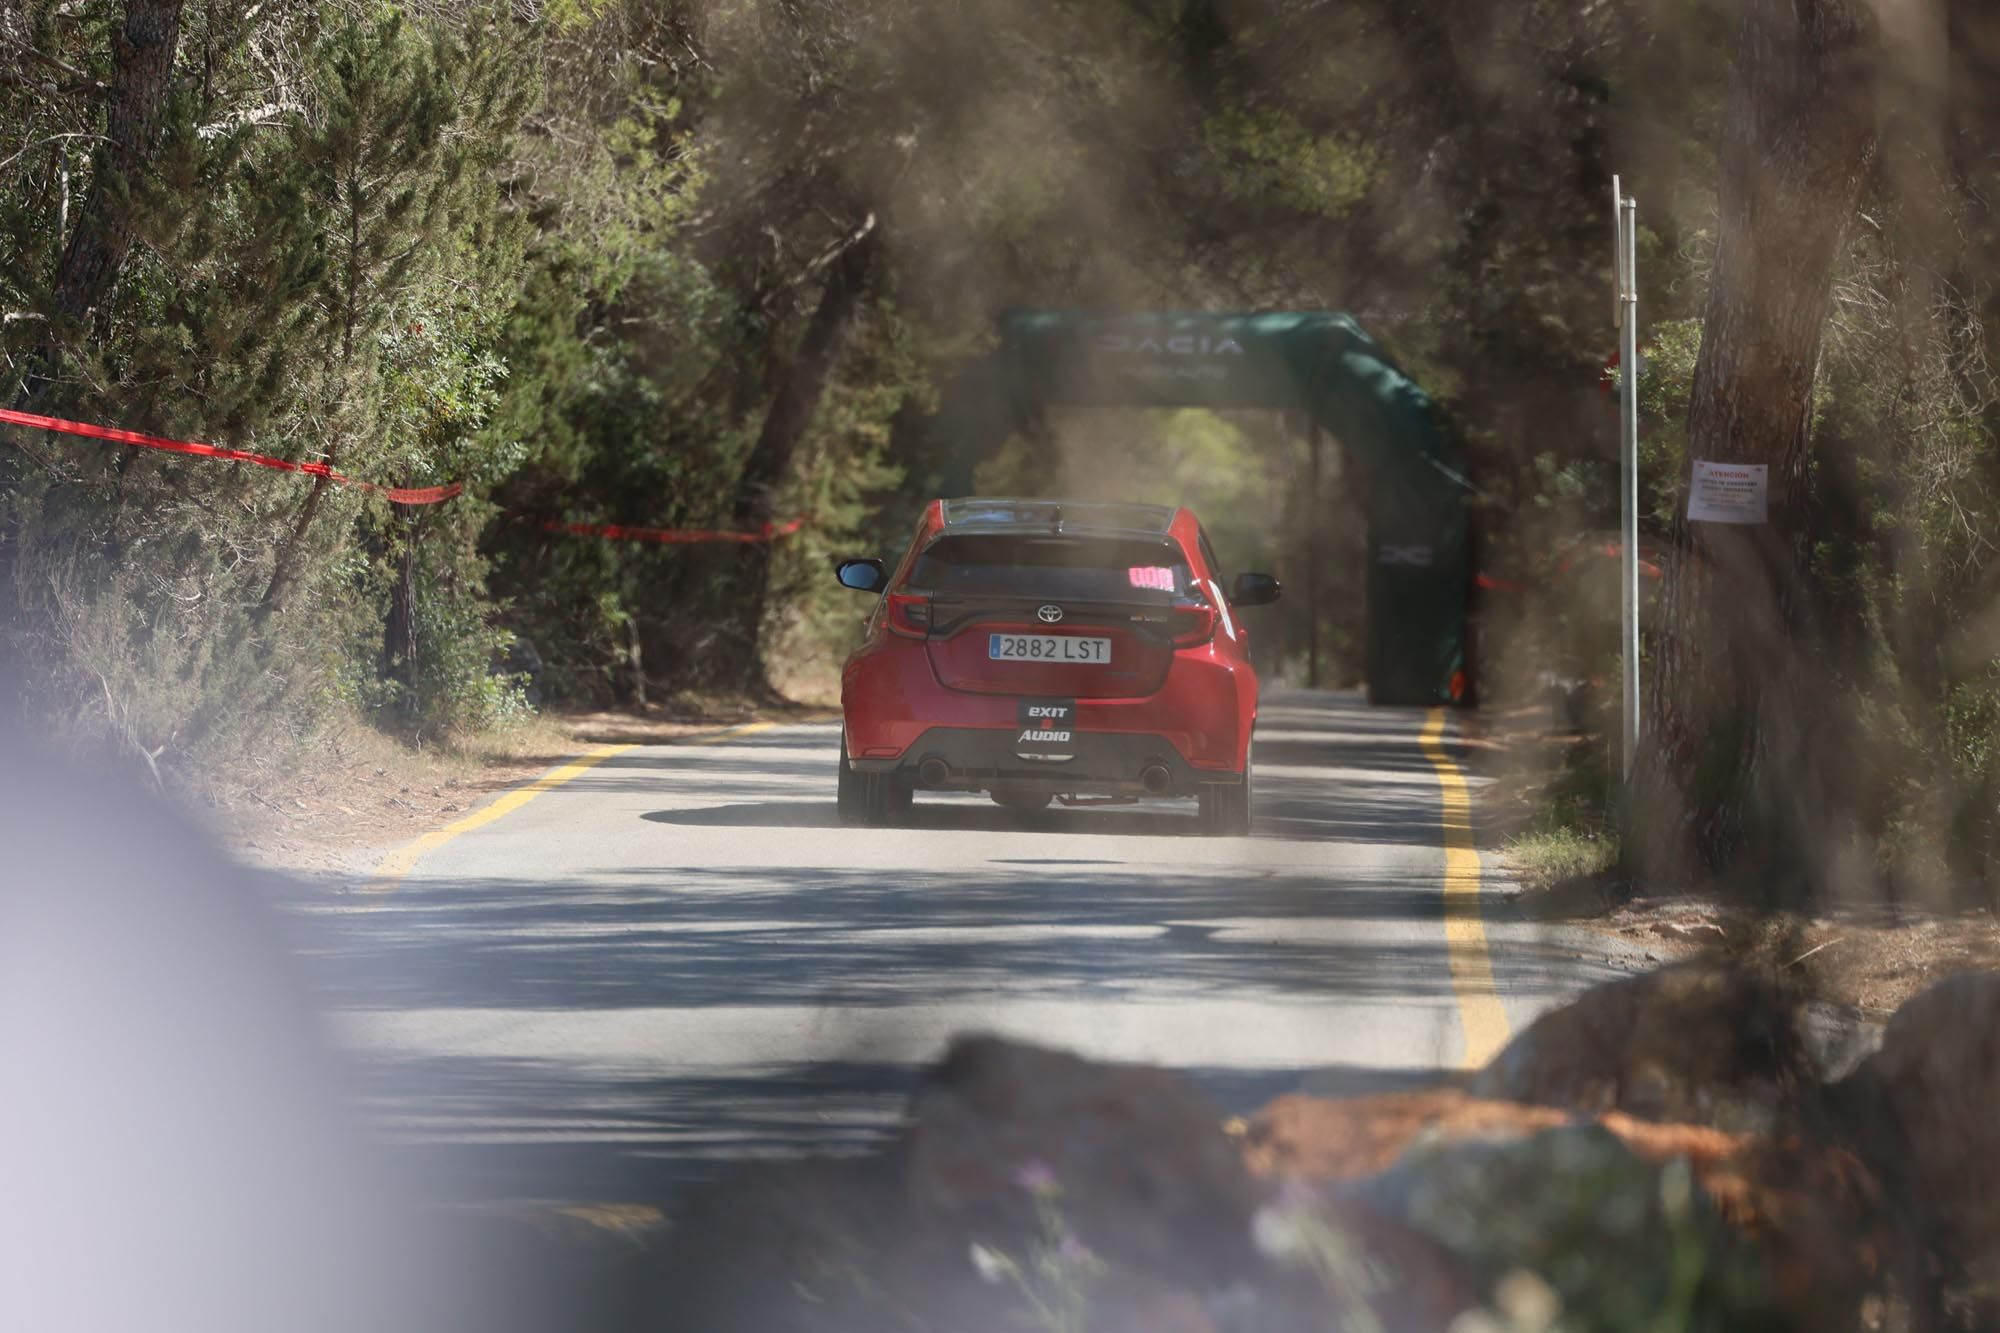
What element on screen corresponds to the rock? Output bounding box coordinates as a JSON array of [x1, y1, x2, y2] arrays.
[[1348, 1122, 1853, 1331], [1247, 1187, 1479, 1330], [1242, 1087, 1755, 1189], [1244, 1087, 1885, 1327], [1468, 963, 1817, 1130], [904, 1035, 1265, 1286], [1081, 1270, 1217, 1333], [653, 1030, 1883, 1333], [1246, 1081, 1872, 1328], [1244, 1088, 1573, 1181], [654, 1037, 1260, 1332], [1656, 920, 1725, 944], [1796, 1000, 1884, 1083], [1691, 1133, 1883, 1323], [1840, 971, 2000, 1280], [650, 1156, 985, 1333]]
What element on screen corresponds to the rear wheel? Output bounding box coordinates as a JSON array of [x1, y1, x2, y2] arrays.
[[1198, 747, 1253, 836], [836, 733, 868, 823], [881, 773, 914, 821], [837, 734, 910, 826]]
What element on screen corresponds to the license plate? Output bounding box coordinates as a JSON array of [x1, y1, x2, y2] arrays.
[[986, 634, 1111, 664]]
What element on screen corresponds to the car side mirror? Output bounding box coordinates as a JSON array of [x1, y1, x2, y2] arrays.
[[1231, 572, 1281, 607], [834, 557, 887, 593]]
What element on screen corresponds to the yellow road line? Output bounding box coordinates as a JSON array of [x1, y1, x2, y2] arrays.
[[361, 718, 801, 893], [362, 743, 638, 893], [1420, 707, 1512, 1067], [690, 720, 777, 744]]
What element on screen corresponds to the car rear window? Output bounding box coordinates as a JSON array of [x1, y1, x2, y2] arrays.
[[908, 534, 1192, 600]]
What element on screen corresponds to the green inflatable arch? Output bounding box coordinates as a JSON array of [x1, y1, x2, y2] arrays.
[[930, 310, 1472, 707]]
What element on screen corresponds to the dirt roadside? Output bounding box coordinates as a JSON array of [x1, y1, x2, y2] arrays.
[[1464, 695, 2000, 1017], [205, 697, 833, 879]]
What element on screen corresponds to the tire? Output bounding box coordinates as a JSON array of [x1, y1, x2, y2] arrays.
[[880, 773, 914, 822], [838, 733, 910, 826], [1198, 747, 1253, 837], [837, 733, 869, 824]]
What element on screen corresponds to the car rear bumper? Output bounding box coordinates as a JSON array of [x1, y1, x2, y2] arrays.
[[846, 725, 1241, 795], [841, 637, 1256, 773]]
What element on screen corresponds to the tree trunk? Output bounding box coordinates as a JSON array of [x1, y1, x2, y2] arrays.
[[261, 472, 337, 614], [381, 505, 418, 700], [49, 0, 186, 342], [2, 0, 185, 635], [704, 214, 880, 694], [12, 0, 183, 413], [1633, 0, 1879, 899]]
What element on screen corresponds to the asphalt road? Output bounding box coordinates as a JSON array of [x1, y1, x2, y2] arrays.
[[296, 689, 1624, 1205]]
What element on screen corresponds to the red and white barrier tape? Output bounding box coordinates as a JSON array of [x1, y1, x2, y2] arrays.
[[0, 405, 463, 504], [0, 406, 806, 543]]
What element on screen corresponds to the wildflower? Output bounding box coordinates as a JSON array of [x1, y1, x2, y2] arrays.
[[1252, 1202, 1306, 1260], [1013, 1158, 1059, 1194], [1251, 1176, 1320, 1259], [1493, 1270, 1561, 1329], [969, 1241, 1009, 1285]]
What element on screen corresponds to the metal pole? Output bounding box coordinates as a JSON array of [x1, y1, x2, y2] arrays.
[[1616, 181, 1641, 779], [1307, 419, 1322, 689]]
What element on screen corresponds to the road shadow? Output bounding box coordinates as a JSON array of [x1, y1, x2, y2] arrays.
[[306, 863, 1495, 1013], [284, 689, 1568, 1209], [350, 1051, 1456, 1205], [641, 799, 1206, 836], [607, 721, 1450, 844]]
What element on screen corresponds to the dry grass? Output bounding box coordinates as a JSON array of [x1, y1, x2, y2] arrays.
[[202, 710, 581, 874], [1520, 880, 2000, 1018], [1506, 826, 1620, 893], [1746, 907, 2000, 1016]]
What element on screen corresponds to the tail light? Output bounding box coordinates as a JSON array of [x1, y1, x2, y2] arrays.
[[1169, 595, 1216, 647], [886, 590, 932, 638]]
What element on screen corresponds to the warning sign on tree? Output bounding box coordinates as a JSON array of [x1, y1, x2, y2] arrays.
[[1687, 460, 1769, 524]]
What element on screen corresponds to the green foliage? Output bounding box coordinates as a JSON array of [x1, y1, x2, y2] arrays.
[[1941, 666, 2000, 875], [1633, 316, 1702, 523], [1, 0, 1997, 898], [0, 1, 541, 772], [1203, 108, 1375, 218], [1368, 1129, 1785, 1332], [1507, 826, 1620, 895]]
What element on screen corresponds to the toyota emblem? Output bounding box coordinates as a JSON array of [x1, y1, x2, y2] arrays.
[[1037, 604, 1064, 624]]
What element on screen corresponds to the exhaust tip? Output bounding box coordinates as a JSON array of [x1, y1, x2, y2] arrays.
[[1139, 763, 1172, 795], [917, 757, 951, 788]]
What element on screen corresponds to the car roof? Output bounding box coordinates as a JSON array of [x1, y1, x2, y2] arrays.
[[937, 498, 1181, 538]]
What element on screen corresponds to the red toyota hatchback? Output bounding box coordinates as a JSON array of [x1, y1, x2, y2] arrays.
[[833, 498, 1280, 834]]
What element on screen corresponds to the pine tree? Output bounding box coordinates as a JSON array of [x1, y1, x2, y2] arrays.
[[257, 13, 455, 613]]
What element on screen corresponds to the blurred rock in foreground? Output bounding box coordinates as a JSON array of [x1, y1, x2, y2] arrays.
[[1836, 970, 2000, 1328], [1467, 962, 1819, 1131], [651, 1021, 1874, 1332]]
